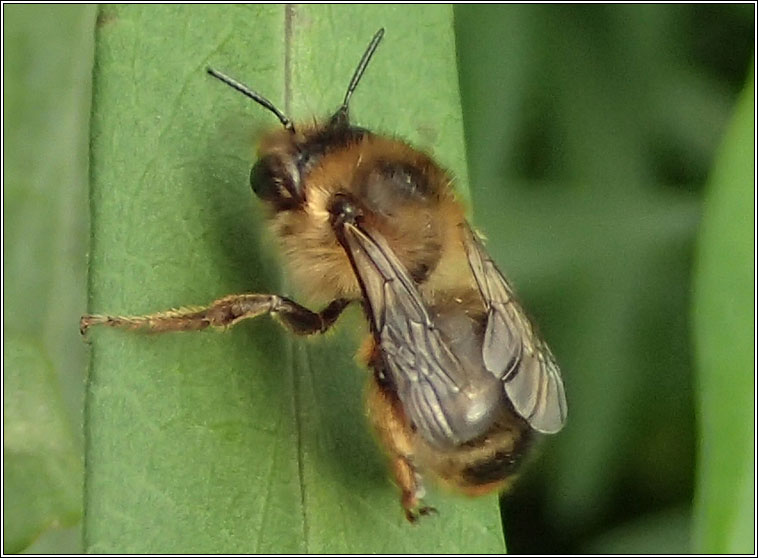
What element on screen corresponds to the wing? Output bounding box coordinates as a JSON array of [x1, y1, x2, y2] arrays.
[[341, 222, 504, 448], [462, 224, 567, 434]]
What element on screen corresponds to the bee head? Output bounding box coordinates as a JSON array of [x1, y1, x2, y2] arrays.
[[207, 28, 385, 209]]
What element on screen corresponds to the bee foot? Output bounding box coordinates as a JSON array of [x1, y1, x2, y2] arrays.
[[404, 501, 438, 523], [419, 505, 438, 517]]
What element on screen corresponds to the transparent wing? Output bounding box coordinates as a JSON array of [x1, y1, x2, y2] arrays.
[[462, 224, 567, 434], [342, 222, 503, 447]]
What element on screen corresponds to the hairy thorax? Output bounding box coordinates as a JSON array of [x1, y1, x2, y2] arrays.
[[264, 130, 476, 303]]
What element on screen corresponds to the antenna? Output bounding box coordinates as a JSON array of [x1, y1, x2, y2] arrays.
[[207, 67, 295, 133], [331, 28, 385, 126]]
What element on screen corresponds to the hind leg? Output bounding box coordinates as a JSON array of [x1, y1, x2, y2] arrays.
[[365, 372, 436, 523]]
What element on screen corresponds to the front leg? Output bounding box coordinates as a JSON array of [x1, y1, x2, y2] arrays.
[[80, 295, 350, 335]]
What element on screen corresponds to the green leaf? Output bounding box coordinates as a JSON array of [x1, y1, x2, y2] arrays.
[[20, 526, 82, 555], [85, 5, 503, 553], [4, 337, 83, 553], [692, 63, 755, 554], [3, 4, 95, 553]]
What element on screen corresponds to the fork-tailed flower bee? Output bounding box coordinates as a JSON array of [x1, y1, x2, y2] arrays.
[[81, 28, 567, 523]]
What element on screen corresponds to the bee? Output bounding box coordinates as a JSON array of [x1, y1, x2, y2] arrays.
[[81, 28, 567, 523]]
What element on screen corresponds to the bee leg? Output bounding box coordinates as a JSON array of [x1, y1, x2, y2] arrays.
[[392, 457, 437, 523], [80, 295, 350, 335], [366, 371, 437, 523]]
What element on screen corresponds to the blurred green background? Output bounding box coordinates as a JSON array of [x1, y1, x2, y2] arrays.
[[3, 4, 753, 554]]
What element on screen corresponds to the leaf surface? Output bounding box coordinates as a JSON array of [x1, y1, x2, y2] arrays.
[[692, 65, 754, 554], [85, 5, 504, 553]]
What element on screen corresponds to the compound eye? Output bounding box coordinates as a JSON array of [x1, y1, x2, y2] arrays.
[[250, 154, 303, 205]]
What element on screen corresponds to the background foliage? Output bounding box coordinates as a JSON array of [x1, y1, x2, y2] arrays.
[[455, 5, 754, 553], [3, 4, 753, 554]]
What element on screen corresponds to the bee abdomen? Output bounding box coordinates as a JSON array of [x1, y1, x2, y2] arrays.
[[460, 446, 527, 486], [456, 422, 534, 489]]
